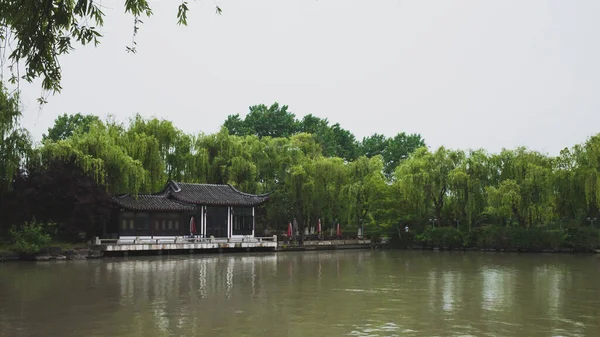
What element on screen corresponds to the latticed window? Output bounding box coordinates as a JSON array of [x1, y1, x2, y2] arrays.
[[121, 212, 135, 231], [154, 212, 183, 234]]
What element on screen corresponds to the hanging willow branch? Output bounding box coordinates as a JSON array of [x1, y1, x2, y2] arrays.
[[0, 0, 222, 102]]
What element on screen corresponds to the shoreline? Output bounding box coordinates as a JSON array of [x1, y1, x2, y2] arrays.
[[0, 247, 103, 263], [396, 246, 600, 254], [2, 243, 600, 263]]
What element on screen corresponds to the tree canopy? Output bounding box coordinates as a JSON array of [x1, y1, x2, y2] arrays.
[[2, 93, 600, 243], [42, 113, 100, 142], [0, 83, 31, 193]]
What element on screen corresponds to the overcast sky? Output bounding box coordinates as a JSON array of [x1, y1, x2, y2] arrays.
[[14, 0, 600, 155]]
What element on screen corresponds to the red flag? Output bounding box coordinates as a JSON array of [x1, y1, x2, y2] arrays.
[[287, 222, 292, 237], [336, 223, 341, 237], [317, 218, 322, 233]]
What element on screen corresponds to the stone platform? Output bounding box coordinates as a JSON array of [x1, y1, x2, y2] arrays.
[[93, 236, 278, 254]]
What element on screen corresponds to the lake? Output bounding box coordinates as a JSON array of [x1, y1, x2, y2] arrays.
[[1, 250, 599, 336]]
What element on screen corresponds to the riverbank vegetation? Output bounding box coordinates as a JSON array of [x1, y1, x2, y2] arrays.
[[1, 83, 600, 253]]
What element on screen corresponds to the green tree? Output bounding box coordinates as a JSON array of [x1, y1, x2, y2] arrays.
[[383, 132, 426, 178], [223, 114, 251, 136], [395, 146, 464, 226], [346, 156, 387, 231], [0, 84, 31, 193], [486, 148, 556, 227], [582, 135, 600, 213], [41, 120, 147, 194], [329, 123, 359, 161], [360, 132, 426, 178], [360, 133, 388, 158], [243, 103, 298, 138], [554, 146, 588, 224], [298, 114, 335, 157], [447, 149, 491, 231], [42, 113, 100, 142]]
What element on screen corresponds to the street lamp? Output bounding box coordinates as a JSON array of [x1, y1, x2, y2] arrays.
[[587, 217, 597, 227], [429, 217, 437, 228], [360, 218, 364, 239]]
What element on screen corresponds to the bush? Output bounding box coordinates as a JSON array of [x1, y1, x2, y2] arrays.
[[542, 230, 568, 250], [474, 225, 508, 249], [9, 221, 52, 254], [392, 225, 598, 252], [388, 231, 415, 248], [565, 227, 600, 251], [417, 227, 463, 249], [473, 226, 556, 250]]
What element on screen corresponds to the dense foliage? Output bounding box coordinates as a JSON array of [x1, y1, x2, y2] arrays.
[[1, 83, 599, 250], [224, 102, 425, 165], [8, 220, 52, 255]]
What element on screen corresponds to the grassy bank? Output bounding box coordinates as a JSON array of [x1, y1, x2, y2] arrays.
[[390, 226, 600, 252]]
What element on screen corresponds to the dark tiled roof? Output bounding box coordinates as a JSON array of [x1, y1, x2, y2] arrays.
[[168, 181, 270, 206], [113, 193, 196, 212]]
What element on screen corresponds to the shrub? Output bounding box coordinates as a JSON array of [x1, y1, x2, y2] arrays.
[[542, 230, 568, 250], [9, 221, 52, 254], [388, 231, 415, 248], [475, 225, 508, 249], [473, 226, 568, 251], [565, 227, 599, 251], [417, 227, 463, 249]]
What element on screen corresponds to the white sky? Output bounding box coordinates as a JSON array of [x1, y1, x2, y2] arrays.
[[13, 0, 600, 155]]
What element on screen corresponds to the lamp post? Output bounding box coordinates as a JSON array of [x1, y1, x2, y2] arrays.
[[360, 218, 364, 239], [587, 217, 597, 227], [429, 217, 437, 228]]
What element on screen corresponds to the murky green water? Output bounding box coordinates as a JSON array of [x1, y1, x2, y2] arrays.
[[1, 250, 599, 337]]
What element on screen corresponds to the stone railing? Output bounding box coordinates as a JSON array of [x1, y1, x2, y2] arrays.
[[95, 235, 277, 245]]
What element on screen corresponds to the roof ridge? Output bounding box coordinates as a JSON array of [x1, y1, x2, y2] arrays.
[[169, 181, 182, 192], [227, 184, 272, 197], [114, 191, 172, 200], [175, 182, 225, 187]]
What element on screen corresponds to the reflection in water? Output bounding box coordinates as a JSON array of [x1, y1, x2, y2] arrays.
[[442, 271, 460, 312], [481, 266, 516, 312], [0, 251, 600, 337]]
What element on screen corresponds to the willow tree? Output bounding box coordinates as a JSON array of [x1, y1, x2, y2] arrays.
[[312, 156, 351, 230], [486, 148, 556, 227], [346, 155, 387, 230], [263, 133, 328, 232], [244, 136, 282, 194], [41, 121, 146, 194], [121, 131, 165, 193], [192, 128, 261, 192], [395, 146, 464, 226], [582, 135, 600, 213], [126, 115, 182, 181], [0, 84, 31, 193], [554, 145, 588, 223], [447, 149, 491, 231], [285, 160, 316, 236]]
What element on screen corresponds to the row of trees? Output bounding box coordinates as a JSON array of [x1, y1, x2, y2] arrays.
[[223, 102, 425, 173], [1, 84, 600, 243]]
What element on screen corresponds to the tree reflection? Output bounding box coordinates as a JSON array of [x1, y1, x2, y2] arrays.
[[1, 252, 600, 337]]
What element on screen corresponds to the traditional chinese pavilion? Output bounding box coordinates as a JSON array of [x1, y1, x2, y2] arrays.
[[106, 181, 270, 239]]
